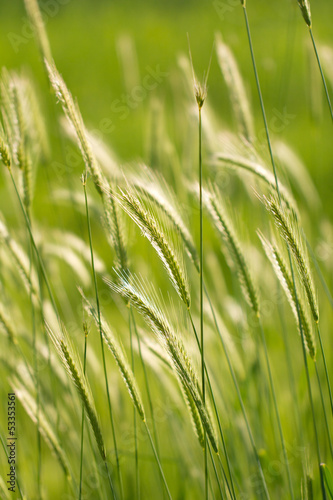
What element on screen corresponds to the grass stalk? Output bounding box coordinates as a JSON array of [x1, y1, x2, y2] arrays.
[[315, 362, 333, 460], [129, 309, 140, 500], [188, 311, 236, 500], [204, 284, 270, 499], [82, 177, 122, 500], [257, 317, 294, 497], [29, 241, 42, 500], [144, 422, 173, 500], [198, 104, 208, 500], [315, 323, 333, 416], [79, 322, 88, 500], [309, 28, 333, 122], [242, 2, 325, 497]]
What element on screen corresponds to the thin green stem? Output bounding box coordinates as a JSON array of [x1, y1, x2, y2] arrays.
[[8, 169, 60, 322], [306, 238, 333, 310], [242, 4, 325, 497], [130, 309, 161, 454], [258, 317, 294, 499], [315, 362, 333, 460], [83, 179, 120, 500], [129, 309, 140, 500], [309, 28, 333, 122], [79, 325, 88, 500], [208, 443, 225, 499], [26, 220, 42, 500], [315, 323, 333, 417], [188, 311, 236, 500], [204, 284, 270, 499], [295, 293, 326, 500], [144, 422, 173, 500], [130, 308, 166, 497], [198, 104, 208, 500]]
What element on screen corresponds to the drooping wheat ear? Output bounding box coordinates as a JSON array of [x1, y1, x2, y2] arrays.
[[45, 322, 106, 461], [116, 186, 191, 309], [12, 80, 35, 214], [205, 187, 259, 317], [45, 61, 105, 195], [104, 185, 129, 274], [0, 217, 38, 297], [14, 378, 71, 479], [216, 33, 254, 142], [80, 290, 145, 421], [297, 0, 312, 27], [213, 152, 297, 215], [263, 195, 319, 323], [131, 168, 199, 271], [23, 0, 53, 63], [0, 302, 16, 344], [259, 233, 316, 359], [106, 275, 218, 453], [180, 381, 205, 449], [0, 135, 11, 168]]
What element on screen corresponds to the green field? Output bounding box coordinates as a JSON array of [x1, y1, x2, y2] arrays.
[[0, 1, 333, 499]]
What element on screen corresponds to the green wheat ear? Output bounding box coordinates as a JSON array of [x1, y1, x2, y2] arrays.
[[116, 185, 191, 308], [204, 186, 259, 317], [297, 0, 312, 27], [259, 232, 316, 360], [45, 61, 106, 196], [80, 289, 145, 422], [262, 194, 319, 324], [106, 274, 218, 453], [45, 322, 106, 462]]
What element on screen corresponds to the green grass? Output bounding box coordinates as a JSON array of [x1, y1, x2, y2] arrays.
[[0, 0, 333, 499]]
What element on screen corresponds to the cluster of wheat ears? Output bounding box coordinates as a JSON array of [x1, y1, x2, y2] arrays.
[[0, 0, 333, 498]]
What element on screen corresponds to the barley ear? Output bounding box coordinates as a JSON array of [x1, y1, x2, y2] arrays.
[[297, 0, 312, 27], [205, 187, 259, 317], [0, 135, 11, 169], [259, 232, 316, 359], [45, 322, 106, 461], [80, 290, 145, 421], [117, 187, 191, 308], [23, 0, 53, 63], [45, 61, 105, 195], [106, 275, 218, 453], [262, 194, 319, 323]]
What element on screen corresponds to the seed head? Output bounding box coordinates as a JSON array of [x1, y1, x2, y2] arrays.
[[0, 137, 11, 169], [297, 0, 312, 27], [194, 80, 207, 110]]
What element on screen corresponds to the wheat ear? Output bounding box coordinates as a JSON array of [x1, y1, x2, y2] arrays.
[[116, 187, 191, 309], [216, 33, 254, 142], [259, 233, 316, 359], [205, 188, 259, 316], [80, 290, 145, 421], [45, 322, 106, 461], [131, 169, 199, 271], [263, 195, 318, 323], [45, 61, 105, 195], [106, 275, 218, 453]]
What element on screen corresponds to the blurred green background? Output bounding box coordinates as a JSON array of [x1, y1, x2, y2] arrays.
[[1, 2, 333, 498], [1, 0, 333, 216]]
